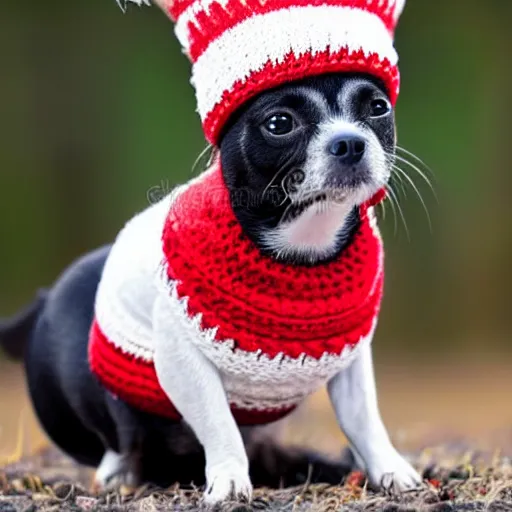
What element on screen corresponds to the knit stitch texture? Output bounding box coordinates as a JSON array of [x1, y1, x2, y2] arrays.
[[89, 164, 385, 425], [151, 0, 406, 143]]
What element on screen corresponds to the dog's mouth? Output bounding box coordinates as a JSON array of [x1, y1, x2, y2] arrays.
[[281, 190, 348, 223]]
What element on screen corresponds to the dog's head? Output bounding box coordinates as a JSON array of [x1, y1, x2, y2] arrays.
[[219, 73, 395, 266]]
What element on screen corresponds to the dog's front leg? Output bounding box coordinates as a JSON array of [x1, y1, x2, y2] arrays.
[[152, 296, 251, 505], [327, 341, 422, 492]]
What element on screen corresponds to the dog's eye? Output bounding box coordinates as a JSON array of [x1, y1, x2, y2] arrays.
[[370, 99, 390, 117], [263, 114, 294, 136]]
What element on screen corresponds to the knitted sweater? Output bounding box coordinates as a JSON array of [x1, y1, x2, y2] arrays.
[[88, 163, 385, 425]]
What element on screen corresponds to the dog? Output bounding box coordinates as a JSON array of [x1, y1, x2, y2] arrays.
[[0, 73, 422, 505]]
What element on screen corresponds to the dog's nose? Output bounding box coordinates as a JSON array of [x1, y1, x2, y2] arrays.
[[328, 136, 366, 165]]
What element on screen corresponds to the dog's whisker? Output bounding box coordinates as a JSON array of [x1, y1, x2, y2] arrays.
[[395, 145, 435, 179], [262, 157, 305, 204], [384, 185, 399, 236], [393, 154, 438, 202], [392, 165, 433, 233], [385, 148, 434, 185], [376, 199, 386, 222], [261, 166, 292, 204], [394, 153, 435, 191], [385, 153, 407, 195], [279, 201, 295, 225], [390, 168, 408, 199], [191, 144, 214, 175], [386, 184, 410, 241]]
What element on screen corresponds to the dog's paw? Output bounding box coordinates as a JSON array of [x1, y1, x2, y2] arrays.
[[204, 460, 252, 506], [92, 450, 138, 493], [366, 448, 422, 493]]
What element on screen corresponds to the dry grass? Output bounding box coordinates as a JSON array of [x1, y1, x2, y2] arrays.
[[1, 444, 511, 511], [2, 358, 512, 510]]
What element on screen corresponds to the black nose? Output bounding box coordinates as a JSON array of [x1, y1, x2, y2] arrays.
[[329, 136, 366, 165]]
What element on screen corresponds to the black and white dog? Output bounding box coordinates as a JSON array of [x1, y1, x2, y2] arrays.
[[0, 73, 421, 504]]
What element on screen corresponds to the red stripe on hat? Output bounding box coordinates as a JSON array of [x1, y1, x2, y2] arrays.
[[202, 47, 399, 144], [187, 0, 397, 61], [168, 0, 195, 20]]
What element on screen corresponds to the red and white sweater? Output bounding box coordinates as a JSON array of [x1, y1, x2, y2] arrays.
[[88, 163, 384, 425]]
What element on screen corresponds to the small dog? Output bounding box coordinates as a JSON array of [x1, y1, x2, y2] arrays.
[[0, 73, 421, 505]]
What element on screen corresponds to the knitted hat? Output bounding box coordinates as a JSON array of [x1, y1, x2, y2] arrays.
[[143, 0, 405, 144]]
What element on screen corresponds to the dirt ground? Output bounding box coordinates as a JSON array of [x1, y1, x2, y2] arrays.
[[1, 357, 511, 511], [1, 443, 511, 511]]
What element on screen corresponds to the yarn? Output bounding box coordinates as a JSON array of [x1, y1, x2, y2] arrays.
[[150, 0, 406, 143], [89, 164, 385, 424]]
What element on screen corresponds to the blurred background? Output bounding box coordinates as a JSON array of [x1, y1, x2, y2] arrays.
[[1, 0, 511, 462]]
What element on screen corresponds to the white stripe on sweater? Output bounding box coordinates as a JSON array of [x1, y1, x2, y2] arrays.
[[94, 168, 218, 361], [155, 271, 376, 410], [190, 6, 398, 121], [94, 192, 175, 362]]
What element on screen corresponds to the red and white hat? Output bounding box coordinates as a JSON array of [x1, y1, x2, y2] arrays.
[[148, 0, 406, 144]]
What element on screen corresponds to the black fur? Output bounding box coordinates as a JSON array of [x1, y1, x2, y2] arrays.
[[220, 72, 395, 264]]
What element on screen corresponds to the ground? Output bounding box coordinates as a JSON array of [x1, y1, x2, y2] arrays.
[[2, 360, 511, 511], [1, 444, 511, 511]]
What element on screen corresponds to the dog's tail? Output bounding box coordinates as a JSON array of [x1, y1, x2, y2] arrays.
[[0, 290, 48, 360]]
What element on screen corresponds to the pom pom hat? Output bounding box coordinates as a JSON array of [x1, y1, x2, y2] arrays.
[[149, 0, 406, 143]]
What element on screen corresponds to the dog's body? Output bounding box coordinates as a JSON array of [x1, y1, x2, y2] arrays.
[[4, 245, 351, 489], [1, 74, 421, 505]]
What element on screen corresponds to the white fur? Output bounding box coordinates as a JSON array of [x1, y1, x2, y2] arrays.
[[95, 450, 124, 485], [152, 295, 252, 504], [261, 116, 389, 263], [151, 292, 420, 503], [328, 342, 422, 491], [150, 288, 418, 503], [261, 199, 354, 263], [94, 450, 137, 488], [191, 6, 398, 121], [300, 118, 389, 199]]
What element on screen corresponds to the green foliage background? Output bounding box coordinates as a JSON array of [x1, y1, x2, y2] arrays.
[[1, 0, 511, 361]]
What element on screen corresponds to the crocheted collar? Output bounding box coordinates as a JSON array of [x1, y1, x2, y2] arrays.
[[162, 163, 385, 359]]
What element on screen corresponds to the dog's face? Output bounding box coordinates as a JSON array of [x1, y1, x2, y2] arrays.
[[219, 73, 396, 265]]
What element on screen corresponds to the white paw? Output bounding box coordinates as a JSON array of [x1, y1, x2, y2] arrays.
[[366, 448, 422, 493], [204, 460, 252, 506], [93, 450, 138, 491]]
